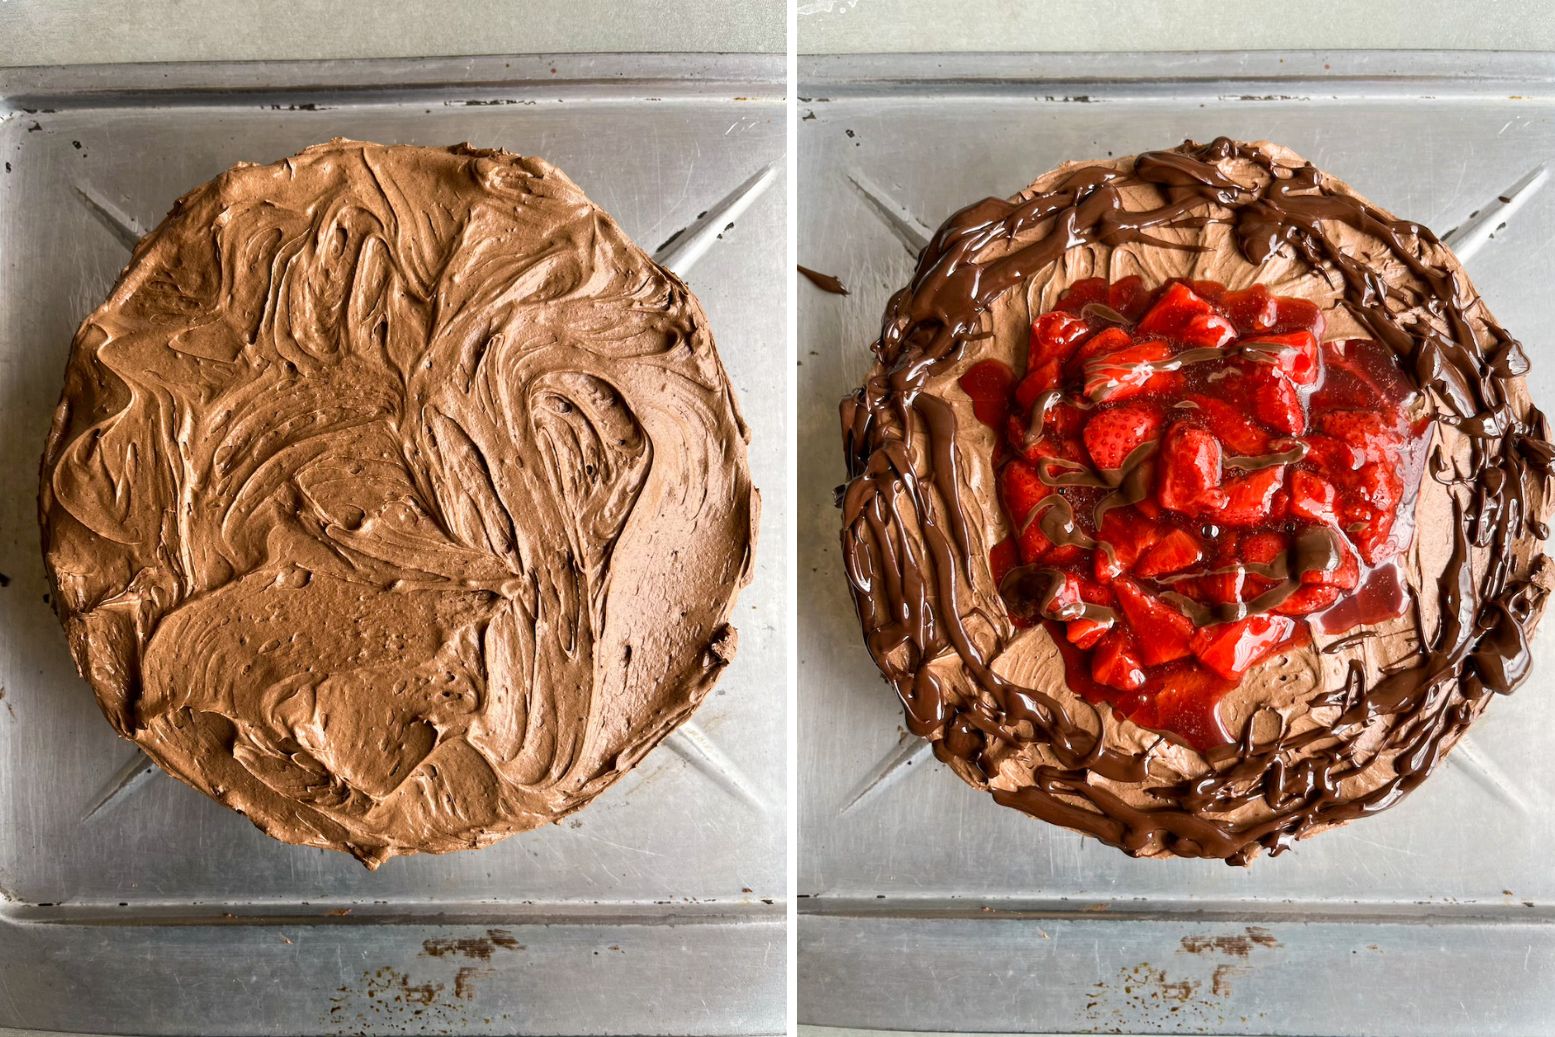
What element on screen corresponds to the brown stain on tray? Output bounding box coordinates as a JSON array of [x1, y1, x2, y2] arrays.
[[421, 928, 523, 960]]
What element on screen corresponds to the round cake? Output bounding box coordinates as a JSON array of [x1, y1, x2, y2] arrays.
[[40, 140, 757, 867], [839, 138, 1554, 863]]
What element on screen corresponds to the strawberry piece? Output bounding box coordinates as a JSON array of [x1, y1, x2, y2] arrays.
[[1091, 628, 1147, 691], [988, 536, 1019, 589], [1345, 462, 1405, 563], [1222, 284, 1279, 334], [1107, 275, 1150, 320], [1214, 465, 1287, 526], [1288, 469, 1338, 524], [1185, 279, 1229, 305], [1158, 423, 1226, 515], [998, 460, 1056, 563], [1092, 509, 1165, 582], [1007, 401, 1085, 464], [1240, 531, 1287, 566], [1303, 433, 1364, 475], [1066, 616, 1113, 650], [1083, 402, 1165, 470], [1084, 338, 1178, 402], [1071, 325, 1134, 365], [1275, 582, 1343, 617], [1136, 282, 1236, 349], [1055, 277, 1110, 315], [1113, 579, 1194, 665], [1029, 311, 1094, 365], [1191, 614, 1296, 680], [1134, 528, 1203, 577], [1270, 295, 1324, 335], [958, 360, 1015, 430], [1245, 365, 1306, 435], [1243, 330, 1321, 386], [1326, 338, 1413, 402], [1299, 532, 1360, 590], [1188, 394, 1273, 455], [1013, 362, 1063, 410], [1317, 410, 1402, 466], [1149, 663, 1233, 749]]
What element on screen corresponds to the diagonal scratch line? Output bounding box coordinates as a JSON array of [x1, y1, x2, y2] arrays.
[[1441, 162, 1548, 263], [838, 733, 931, 816], [80, 748, 159, 823], [654, 162, 779, 279], [846, 172, 931, 257], [1447, 734, 1530, 815], [665, 722, 766, 810], [74, 183, 147, 251]]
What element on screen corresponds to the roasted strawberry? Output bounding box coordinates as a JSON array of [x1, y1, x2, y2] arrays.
[[1275, 582, 1343, 617], [1244, 365, 1306, 435], [1158, 423, 1226, 514], [998, 460, 1054, 563], [1113, 579, 1195, 665], [1083, 402, 1165, 470], [1066, 616, 1113, 649], [1107, 275, 1150, 320], [1134, 528, 1204, 577], [1149, 663, 1233, 749], [1092, 628, 1147, 691], [1071, 325, 1134, 365], [958, 360, 1015, 430], [1030, 311, 1094, 364], [1270, 295, 1324, 335], [1222, 284, 1279, 334], [967, 275, 1427, 752], [1318, 410, 1403, 466], [1288, 469, 1338, 524], [1055, 277, 1110, 315], [1092, 509, 1163, 581], [1136, 282, 1236, 349], [1298, 531, 1359, 590], [1190, 614, 1296, 680], [1214, 465, 1287, 526], [1187, 394, 1273, 455], [1242, 329, 1321, 386], [1084, 339, 1178, 402]]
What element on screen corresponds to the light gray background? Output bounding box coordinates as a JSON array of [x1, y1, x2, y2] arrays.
[[0, 0, 785, 65], [800, 0, 1555, 52]]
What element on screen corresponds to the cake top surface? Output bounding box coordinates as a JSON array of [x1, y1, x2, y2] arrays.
[[41, 139, 757, 866]]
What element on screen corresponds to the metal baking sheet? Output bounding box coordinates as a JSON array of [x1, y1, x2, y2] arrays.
[[0, 53, 786, 1036], [798, 50, 1555, 1036]]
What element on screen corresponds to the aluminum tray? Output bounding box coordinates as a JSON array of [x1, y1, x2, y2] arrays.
[[798, 51, 1555, 1036], [0, 53, 786, 1036]]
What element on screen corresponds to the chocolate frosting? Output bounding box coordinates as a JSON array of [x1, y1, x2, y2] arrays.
[[40, 140, 757, 867], [839, 139, 1554, 863]]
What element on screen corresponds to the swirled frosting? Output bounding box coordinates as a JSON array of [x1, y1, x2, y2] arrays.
[[40, 140, 757, 867], [840, 139, 1554, 863]]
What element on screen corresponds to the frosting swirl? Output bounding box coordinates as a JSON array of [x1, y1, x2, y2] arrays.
[[40, 140, 757, 867]]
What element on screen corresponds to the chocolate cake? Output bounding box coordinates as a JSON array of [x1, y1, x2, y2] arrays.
[[839, 138, 1553, 863], [40, 140, 757, 867]]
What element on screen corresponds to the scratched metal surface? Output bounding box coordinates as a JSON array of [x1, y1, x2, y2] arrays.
[[798, 51, 1555, 1035], [0, 54, 785, 1036]]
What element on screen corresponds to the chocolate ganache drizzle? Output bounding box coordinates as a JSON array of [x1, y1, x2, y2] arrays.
[[41, 141, 757, 866], [839, 138, 1553, 863]]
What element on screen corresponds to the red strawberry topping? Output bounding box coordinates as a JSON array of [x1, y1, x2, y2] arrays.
[[969, 276, 1430, 751]]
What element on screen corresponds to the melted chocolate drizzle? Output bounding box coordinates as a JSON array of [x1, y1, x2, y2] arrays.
[[838, 138, 1553, 863]]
